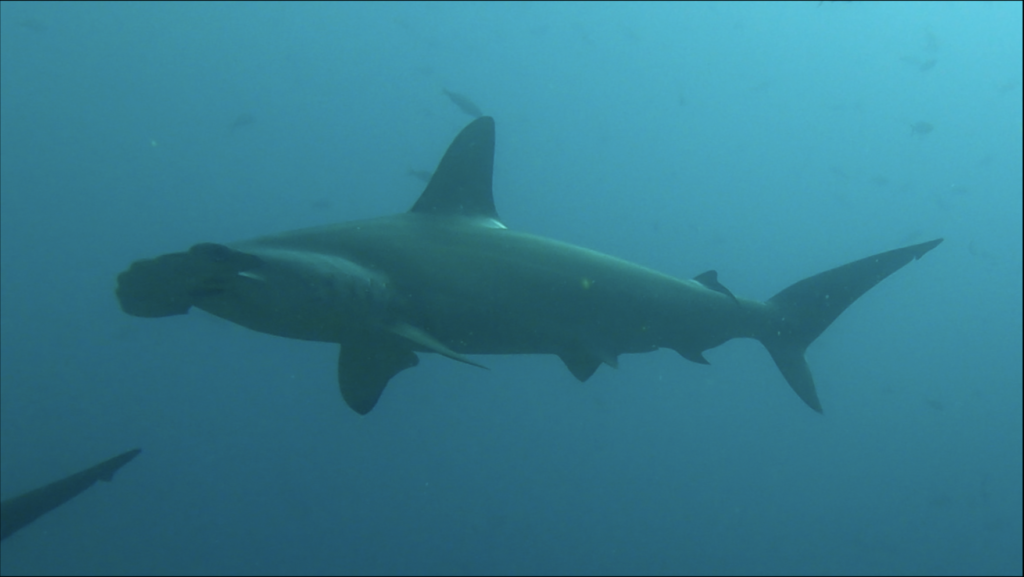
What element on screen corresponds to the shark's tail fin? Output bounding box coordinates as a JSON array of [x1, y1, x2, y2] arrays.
[[758, 239, 943, 412]]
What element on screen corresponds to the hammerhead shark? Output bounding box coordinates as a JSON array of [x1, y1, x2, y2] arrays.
[[1, 449, 141, 542], [116, 117, 941, 415]]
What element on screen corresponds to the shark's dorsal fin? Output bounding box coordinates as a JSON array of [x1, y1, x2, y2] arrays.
[[411, 117, 501, 222]]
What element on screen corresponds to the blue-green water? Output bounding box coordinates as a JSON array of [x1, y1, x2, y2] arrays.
[[1, 2, 1021, 575]]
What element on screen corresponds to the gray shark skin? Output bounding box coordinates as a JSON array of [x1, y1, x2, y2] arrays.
[[1, 448, 141, 542], [116, 117, 942, 415]]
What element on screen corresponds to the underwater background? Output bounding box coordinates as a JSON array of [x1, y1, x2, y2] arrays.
[[1, 2, 1021, 575]]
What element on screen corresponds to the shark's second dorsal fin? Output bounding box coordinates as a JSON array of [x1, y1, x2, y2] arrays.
[[693, 270, 739, 304], [411, 116, 500, 222]]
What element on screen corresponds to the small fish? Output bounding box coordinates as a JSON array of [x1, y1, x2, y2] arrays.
[[910, 121, 934, 137], [919, 58, 937, 72], [829, 166, 850, 181], [227, 113, 256, 131], [442, 89, 483, 118], [947, 183, 970, 195], [19, 18, 47, 33]]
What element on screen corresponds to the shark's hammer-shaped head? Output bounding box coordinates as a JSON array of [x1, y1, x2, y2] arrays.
[[117, 242, 394, 343]]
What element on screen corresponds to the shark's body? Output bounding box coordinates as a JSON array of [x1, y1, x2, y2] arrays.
[[0, 449, 141, 542], [117, 117, 941, 414]]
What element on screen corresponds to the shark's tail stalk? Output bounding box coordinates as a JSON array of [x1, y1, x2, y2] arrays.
[[757, 239, 943, 412]]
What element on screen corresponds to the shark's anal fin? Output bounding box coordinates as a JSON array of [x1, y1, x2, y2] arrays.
[[694, 270, 739, 304], [411, 117, 500, 222], [337, 339, 419, 415], [389, 323, 488, 369]]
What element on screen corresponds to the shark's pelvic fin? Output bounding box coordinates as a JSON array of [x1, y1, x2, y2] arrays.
[[411, 116, 501, 222], [559, 342, 622, 381], [559, 350, 604, 381], [758, 238, 943, 412]]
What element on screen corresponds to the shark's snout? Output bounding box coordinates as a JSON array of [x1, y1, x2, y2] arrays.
[[116, 243, 262, 318]]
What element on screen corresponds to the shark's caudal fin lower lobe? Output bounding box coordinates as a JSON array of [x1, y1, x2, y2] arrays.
[[758, 239, 943, 412]]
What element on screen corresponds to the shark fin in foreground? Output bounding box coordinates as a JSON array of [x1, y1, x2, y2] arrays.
[[0, 448, 141, 542], [116, 117, 942, 414]]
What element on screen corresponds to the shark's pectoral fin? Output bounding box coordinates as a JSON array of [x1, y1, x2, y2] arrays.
[[389, 322, 488, 370], [337, 339, 419, 415], [116, 243, 263, 317]]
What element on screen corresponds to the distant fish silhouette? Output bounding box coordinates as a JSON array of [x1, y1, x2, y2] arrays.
[[442, 89, 483, 118], [919, 58, 937, 72], [406, 168, 433, 183], [1, 448, 141, 542], [829, 166, 851, 181], [910, 121, 934, 137], [946, 183, 970, 196], [227, 112, 256, 132], [18, 18, 47, 33]]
